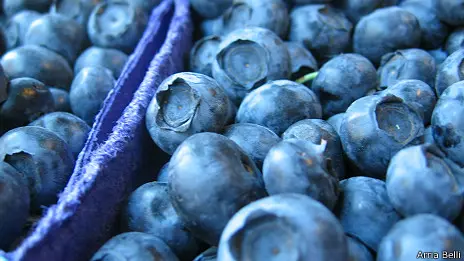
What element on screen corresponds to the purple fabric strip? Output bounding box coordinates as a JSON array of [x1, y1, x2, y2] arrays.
[[0, 0, 193, 260], [69, 0, 174, 184]]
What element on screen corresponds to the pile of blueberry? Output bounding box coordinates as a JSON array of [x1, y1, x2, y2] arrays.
[[0, 0, 161, 252], [89, 0, 464, 260]]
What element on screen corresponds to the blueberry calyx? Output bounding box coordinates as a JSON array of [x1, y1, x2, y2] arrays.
[[433, 124, 462, 149], [3, 151, 39, 199], [374, 95, 423, 145], [216, 39, 269, 90], [420, 143, 452, 169], [93, 2, 134, 38], [227, 212, 299, 260], [155, 78, 201, 132]]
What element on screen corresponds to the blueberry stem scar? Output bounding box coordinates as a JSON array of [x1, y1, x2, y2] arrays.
[[296, 72, 318, 84]]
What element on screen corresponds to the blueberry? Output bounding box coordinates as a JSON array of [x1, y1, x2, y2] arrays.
[[353, 7, 421, 65], [54, 0, 104, 29], [340, 94, 424, 178], [0, 77, 55, 130], [436, 0, 464, 26], [282, 119, 346, 180], [122, 182, 200, 260], [399, 0, 449, 50], [380, 80, 437, 125], [90, 232, 179, 261], [398, 0, 433, 8], [156, 162, 169, 182], [435, 49, 464, 97], [377, 214, 464, 261], [74, 46, 128, 78], [263, 139, 340, 209], [69, 66, 115, 125], [386, 144, 463, 220], [87, 1, 146, 54], [212, 27, 290, 104], [29, 112, 90, 158], [333, 0, 397, 24], [0, 126, 75, 211], [311, 53, 377, 118], [4, 10, 41, 49], [218, 193, 348, 261], [446, 27, 464, 57], [428, 48, 448, 67], [200, 17, 223, 37], [0, 162, 30, 250], [2, 0, 52, 17], [0, 45, 74, 90], [194, 247, 218, 261], [336, 177, 402, 252], [24, 13, 85, 64], [146, 72, 235, 155], [287, 0, 334, 5], [285, 42, 318, 83], [366, 88, 381, 96], [236, 80, 322, 136], [219, 0, 289, 39], [48, 87, 71, 112], [378, 49, 437, 90], [223, 123, 281, 170], [327, 113, 345, 136], [53, 0, 104, 49], [443, 157, 464, 198], [346, 236, 374, 261], [431, 81, 464, 168], [0, 64, 8, 104], [168, 132, 267, 246], [289, 4, 353, 62], [190, 35, 221, 77], [190, 0, 232, 19], [424, 126, 434, 144]]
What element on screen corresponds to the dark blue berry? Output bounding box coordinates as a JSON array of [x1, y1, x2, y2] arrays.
[[90, 232, 179, 261], [0, 162, 30, 250], [122, 182, 200, 260], [69, 66, 115, 125], [87, 1, 146, 54], [146, 72, 235, 155], [24, 13, 85, 64], [212, 27, 290, 104], [29, 112, 90, 158], [386, 144, 463, 220], [218, 193, 348, 261], [377, 214, 464, 261], [74, 46, 128, 78], [168, 132, 267, 246], [353, 7, 421, 65], [223, 123, 281, 169], [289, 4, 352, 62], [0, 126, 75, 211], [0, 77, 55, 130], [236, 80, 322, 136], [1, 45, 74, 90]]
